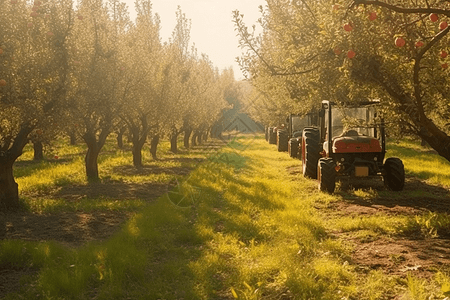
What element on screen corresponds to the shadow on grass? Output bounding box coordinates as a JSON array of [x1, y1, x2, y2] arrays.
[[336, 176, 450, 214], [54, 181, 169, 202], [0, 210, 131, 248]]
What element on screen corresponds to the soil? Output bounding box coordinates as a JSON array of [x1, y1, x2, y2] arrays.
[[287, 163, 450, 283], [326, 176, 450, 281]]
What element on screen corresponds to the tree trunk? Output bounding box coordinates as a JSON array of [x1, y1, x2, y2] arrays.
[[191, 131, 198, 147], [131, 126, 146, 168], [83, 129, 110, 183], [150, 134, 160, 160], [85, 147, 100, 182], [33, 141, 44, 161], [170, 133, 178, 153], [184, 128, 192, 149], [117, 130, 124, 149], [0, 158, 19, 210], [196, 132, 202, 145], [69, 131, 77, 145], [418, 119, 450, 162], [132, 143, 144, 168], [0, 125, 34, 210]]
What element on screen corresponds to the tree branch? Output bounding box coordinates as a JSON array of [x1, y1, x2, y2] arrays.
[[353, 0, 450, 16]]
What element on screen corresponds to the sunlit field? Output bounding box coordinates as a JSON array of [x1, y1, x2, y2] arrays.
[[1, 135, 450, 299]]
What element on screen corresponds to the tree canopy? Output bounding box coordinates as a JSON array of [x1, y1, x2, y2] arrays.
[[235, 0, 450, 161], [0, 0, 230, 210]]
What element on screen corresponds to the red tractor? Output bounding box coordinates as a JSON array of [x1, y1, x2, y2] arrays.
[[301, 100, 405, 193]]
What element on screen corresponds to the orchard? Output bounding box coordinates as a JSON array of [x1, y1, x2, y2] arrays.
[[0, 0, 232, 210], [235, 0, 450, 163]]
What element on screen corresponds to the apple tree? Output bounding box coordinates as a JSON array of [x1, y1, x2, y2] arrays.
[[68, 0, 130, 181], [235, 0, 450, 162], [0, 0, 74, 209], [117, 0, 164, 168]]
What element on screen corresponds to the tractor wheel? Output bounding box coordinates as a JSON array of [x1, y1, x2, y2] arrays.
[[268, 127, 277, 144], [302, 128, 320, 178], [288, 139, 293, 157], [383, 157, 405, 191], [318, 158, 336, 193], [288, 138, 299, 158], [277, 130, 288, 152]]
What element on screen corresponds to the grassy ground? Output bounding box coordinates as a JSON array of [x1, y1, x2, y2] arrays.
[[1, 135, 450, 299]]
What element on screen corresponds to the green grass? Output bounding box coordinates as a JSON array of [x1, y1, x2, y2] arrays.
[[2, 134, 450, 299], [14, 137, 207, 213], [387, 138, 450, 187]]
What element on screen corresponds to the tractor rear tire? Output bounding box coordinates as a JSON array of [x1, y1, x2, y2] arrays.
[[268, 127, 277, 144], [383, 157, 405, 191], [302, 128, 320, 178], [318, 158, 336, 193], [288, 138, 299, 158], [277, 130, 288, 152]]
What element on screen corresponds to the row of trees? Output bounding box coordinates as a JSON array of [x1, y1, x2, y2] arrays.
[[0, 0, 234, 209], [235, 0, 450, 161]]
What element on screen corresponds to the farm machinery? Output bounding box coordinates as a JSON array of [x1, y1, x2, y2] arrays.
[[301, 100, 405, 193], [271, 113, 318, 154], [286, 113, 318, 157]]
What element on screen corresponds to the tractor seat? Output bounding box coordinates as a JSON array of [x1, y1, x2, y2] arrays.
[[340, 129, 359, 137]]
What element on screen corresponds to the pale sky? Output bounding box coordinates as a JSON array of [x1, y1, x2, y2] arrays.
[[123, 0, 266, 79]]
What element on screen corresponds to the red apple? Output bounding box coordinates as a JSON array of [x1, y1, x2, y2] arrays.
[[347, 50, 356, 58], [343, 23, 353, 32], [334, 47, 342, 55], [430, 13, 438, 22], [332, 4, 340, 10], [440, 21, 448, 30], [54, 155, 59, 159], [78, 15, 83, 20], [0, 79, 6, 87], [0, 48, 3, 55], [415, 41, 424, 47], [395, 37, 405, 47], [10, 0, 17, 4], [369, 12, 377, 21], [30, 12, 38, 17], [442, 63, 448, 69], [47, 31, 54, 37], [441, 50, 448, 58], [36, 129, 43, 135], [27, 22, 33, 28]]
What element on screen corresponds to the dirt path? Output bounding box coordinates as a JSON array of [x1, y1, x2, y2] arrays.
[[324, 176, 450, 281]]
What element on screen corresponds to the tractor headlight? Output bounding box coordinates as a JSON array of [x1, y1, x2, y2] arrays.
[[374, 157, 378, 161], [341, 157, 345, 162]]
